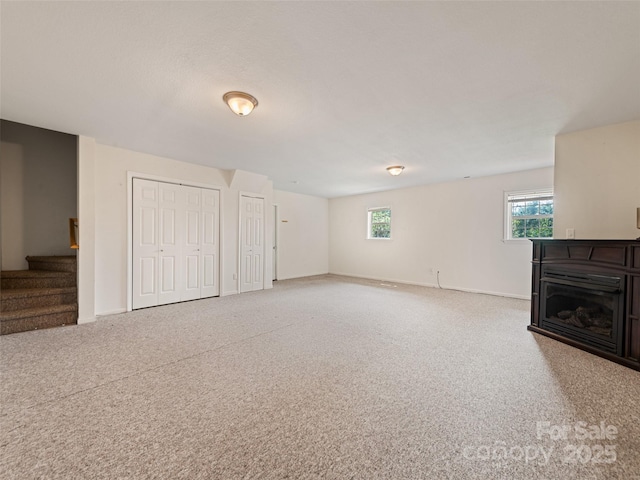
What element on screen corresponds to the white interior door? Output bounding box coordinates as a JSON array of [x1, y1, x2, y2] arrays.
[[272, 204, 278, 281], [132, 179, 220, 309], [240, 195, 254, 293], [158, 182, 182, 305], [133, 179, 159, 309], [201, 189, 220, 298], [182, 186, 201, 301], [252, 197, 265, 291], [240, 195, 265, 293]]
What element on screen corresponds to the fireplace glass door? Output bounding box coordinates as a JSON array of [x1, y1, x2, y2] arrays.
[[540, 268, 623, 354]]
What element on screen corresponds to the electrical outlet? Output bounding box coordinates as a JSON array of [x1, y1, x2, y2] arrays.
[[233, 273, 237, 280], [566, 228, 575, 239]]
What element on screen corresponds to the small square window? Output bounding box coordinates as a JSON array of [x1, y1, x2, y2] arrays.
[[505, 190, 554, 240], [368, 207, 391, 239]]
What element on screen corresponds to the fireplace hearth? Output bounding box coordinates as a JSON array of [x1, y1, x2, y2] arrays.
[[530, 240, 640, 371]]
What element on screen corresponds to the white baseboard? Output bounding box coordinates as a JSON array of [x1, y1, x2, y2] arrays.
[[275, 271, 330, 281], [222, 290, 239, 296], [328, 271, 437, 288], [328, 271, 530, 300], [77, 315, 97, 324], [444, 286, 530, 300], [96, 308, 128, 317]]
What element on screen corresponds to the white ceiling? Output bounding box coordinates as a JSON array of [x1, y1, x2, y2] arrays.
[[1, 1, 639, 198]]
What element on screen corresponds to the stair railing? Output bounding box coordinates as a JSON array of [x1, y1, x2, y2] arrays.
[[69, 218, 79, 249]]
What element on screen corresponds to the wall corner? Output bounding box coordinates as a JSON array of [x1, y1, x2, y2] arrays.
[[77, 136, 97, 323]]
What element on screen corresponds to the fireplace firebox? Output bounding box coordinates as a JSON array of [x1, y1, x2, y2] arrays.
[[540, 267, 623, 355], [529, 240, 640, 371]]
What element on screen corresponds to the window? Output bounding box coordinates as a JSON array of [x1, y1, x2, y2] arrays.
[[368, 207, 391, 239], [505, 190, 554, 240]]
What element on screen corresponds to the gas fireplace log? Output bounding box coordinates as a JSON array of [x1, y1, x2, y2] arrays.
[[552, 305, 611, 330]]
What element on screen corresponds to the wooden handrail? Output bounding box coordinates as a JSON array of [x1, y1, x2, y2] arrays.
[[69, 218, 79, 249]]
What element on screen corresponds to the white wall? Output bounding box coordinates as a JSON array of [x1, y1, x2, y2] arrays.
[[554, 120, 640, 239], [0, 121, 77, 269], [90, 144, 273, 316], [273, 190, 329, 280], [329, 167, 554, 299], [78, 136, 97, 323]]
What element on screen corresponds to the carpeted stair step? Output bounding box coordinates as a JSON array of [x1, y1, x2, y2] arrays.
[[0, 303, 77, 335], [26, 255, 77, 273], [1, 270, 76, 290], [1, 287, 77, 312]]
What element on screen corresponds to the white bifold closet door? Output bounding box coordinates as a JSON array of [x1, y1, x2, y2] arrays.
[[132, 178, 220, 309], [240, 195, 265, 293]]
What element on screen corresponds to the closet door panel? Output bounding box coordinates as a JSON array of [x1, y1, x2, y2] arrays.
[[133, 179, 159, 309], [133, 181, 220, 309], [158, 183, 182, 305], [182, 186, 201, 301], [201, 189, 220, 297]]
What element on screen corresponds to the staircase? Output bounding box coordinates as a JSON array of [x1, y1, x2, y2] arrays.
[[1, 256, 78, 335]]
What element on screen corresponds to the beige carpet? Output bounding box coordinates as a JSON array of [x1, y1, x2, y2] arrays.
[[1, 275, 639, 479]]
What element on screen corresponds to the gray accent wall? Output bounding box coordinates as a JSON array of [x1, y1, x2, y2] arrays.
[[1, 120, 77, 270]]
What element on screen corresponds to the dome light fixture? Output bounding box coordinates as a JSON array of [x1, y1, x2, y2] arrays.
[[223, 91, 258, 116], [386, 165, 405, 176]]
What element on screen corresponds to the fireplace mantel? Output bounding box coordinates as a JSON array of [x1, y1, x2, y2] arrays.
[[529, 239, 640, 371]]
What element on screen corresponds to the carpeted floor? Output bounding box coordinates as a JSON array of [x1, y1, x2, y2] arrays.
[[1, 274, 639, 479]]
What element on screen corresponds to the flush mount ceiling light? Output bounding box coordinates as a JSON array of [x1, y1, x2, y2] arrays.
[[386, 165, 405, 176], [223, 91, 258, 116]]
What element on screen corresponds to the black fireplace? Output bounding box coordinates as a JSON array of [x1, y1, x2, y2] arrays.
[[529, 239, 640, 371], [540, 267, 624, 355]]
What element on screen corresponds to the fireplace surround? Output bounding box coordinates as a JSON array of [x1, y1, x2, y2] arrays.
[[529, 240, 640, 371]]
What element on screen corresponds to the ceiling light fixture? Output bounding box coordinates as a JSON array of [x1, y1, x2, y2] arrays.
[[386, 165, 405, 176], [223, 91, 258, 116]]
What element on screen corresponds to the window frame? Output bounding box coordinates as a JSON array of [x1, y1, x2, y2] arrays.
[[367, 206, 392, 240], [504, 189, 554, 241]]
